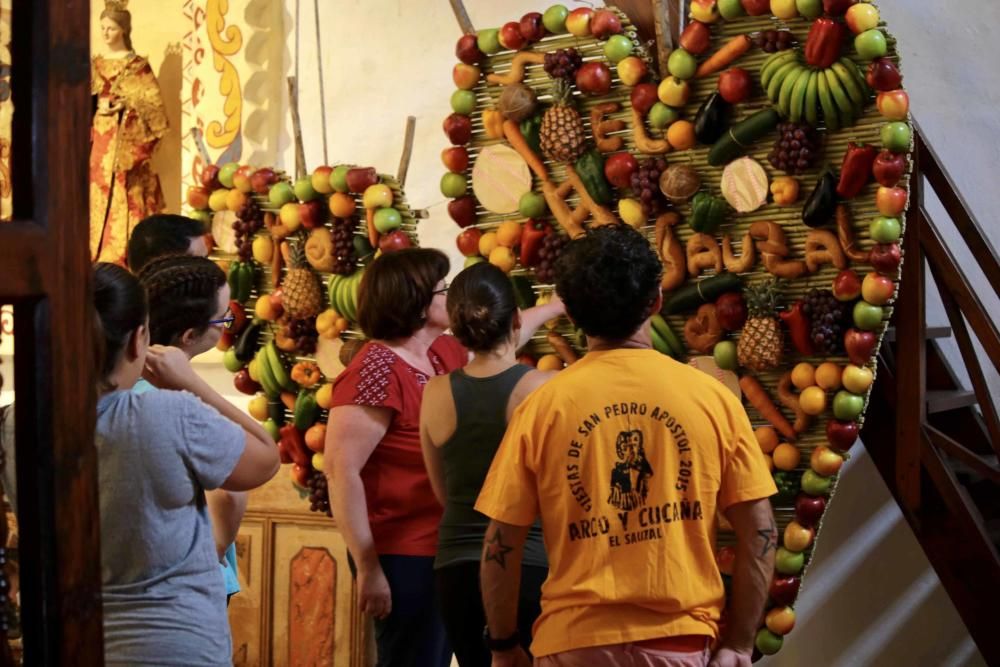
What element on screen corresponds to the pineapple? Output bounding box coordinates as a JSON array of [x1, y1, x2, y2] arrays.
[[283, 243, 323, 319], [737, 281, 784, 372], [540, 78, 586, 164]]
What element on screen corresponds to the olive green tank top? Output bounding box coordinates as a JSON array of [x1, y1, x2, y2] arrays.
[[434, 365, 547, 570]]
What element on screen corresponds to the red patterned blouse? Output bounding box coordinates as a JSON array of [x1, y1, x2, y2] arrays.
[[331, 335, 468, 556]]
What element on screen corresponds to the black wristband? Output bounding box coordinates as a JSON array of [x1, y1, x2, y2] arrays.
[[483, 625, 521, 652]]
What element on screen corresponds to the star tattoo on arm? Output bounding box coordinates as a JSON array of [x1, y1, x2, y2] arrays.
[[484, 529, 514, 570], [757, 518, 778, 558]]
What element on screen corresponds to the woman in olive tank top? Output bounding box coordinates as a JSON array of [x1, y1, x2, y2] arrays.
[[420, 263, 560, 666]]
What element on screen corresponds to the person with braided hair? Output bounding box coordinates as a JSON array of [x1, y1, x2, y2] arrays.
[[136, 254, 265, 607]]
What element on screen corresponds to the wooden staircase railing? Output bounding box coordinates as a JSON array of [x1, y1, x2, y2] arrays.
[[865, 121, 1000, 665]]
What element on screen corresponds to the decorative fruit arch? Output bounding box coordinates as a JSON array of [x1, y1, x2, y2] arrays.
[[440, 1, 910, 658]]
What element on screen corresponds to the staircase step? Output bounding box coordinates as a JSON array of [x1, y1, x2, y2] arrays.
[[884, 325, 952, 342], [927, 389, 978, 413]]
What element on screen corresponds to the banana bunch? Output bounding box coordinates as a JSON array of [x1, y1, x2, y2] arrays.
[[650, 314, 686, 360], [760, 51, 870, 131], [327, 268, 364, 324], [254, 341, 298, 399]]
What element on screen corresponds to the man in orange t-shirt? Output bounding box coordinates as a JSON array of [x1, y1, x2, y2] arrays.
[[476, 225, 777, 667]]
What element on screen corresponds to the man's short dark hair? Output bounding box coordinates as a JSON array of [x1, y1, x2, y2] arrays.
[[554, 224, 662, 341], [127, 214, 206, 272]]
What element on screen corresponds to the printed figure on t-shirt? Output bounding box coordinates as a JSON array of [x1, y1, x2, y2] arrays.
[[608, 429, 653, 511]]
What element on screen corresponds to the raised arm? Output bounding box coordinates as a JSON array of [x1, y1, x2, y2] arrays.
[[516, 294, 566, 349], [481, 519, 533, 667]]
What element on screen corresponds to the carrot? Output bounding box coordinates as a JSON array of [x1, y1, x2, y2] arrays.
[[366, 207, 379, 249], [503, 120, 549, 183], [547, 331, 580, 365], [739, 375, 797, 441], [696, 34, 753, 78]]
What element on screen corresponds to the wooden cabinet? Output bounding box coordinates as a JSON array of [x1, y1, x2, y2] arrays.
[[230, 475, 373, 667]]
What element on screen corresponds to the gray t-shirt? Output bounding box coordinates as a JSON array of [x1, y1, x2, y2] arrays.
[[97, 388, 244, 666]]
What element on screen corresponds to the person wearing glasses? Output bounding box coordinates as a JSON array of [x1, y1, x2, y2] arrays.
[[324, 248, 563, 667], [136, 254, 264, 606]]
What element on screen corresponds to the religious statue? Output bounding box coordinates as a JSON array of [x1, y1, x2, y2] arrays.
[[90, 0, 167, 266]]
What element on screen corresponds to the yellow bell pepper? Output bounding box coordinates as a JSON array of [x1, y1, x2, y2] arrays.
[[483, 108, 505, 140], [770, 176, 800, 206]]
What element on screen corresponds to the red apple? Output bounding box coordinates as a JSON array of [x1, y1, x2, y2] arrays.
[[769, 576, 801, 607], [591, 9, 623, 39], [604, 152, 639, 189], [630, 82, 659, 115], [311, 165, 334, 194], [794, 493, 827, 527], [442, 146, 470, 173], [298, 200, 325, 230], [499, 21, 526, 50], [869, 242, 902, 275], [456, 34, 484, 65], [832, 269, 863, 302], [679, 20, 712, 55], [249, 167, 277, 194], [862, 272, 895, 305], [233, 369, 261, 395], [379, 230, 413, 253], [200, 163, 221, 189], [716, 545, 737, 576], [444, 113, 473, 145], [826, 418, 859, 452], [345, 167, 378, 194], [566, 7, 594, 37], [617, 56, 649, 86], [716, 292, 748, 331], [866, 58, 903, 92], [823, 0, 857, 15], [872, 150, 907, 187], [783, 521, 815, 552], [232, 165, 254, 193], [875, 186, 907, 217], [519, 12, 546, 42], [453, 63, 481, 90], [877, 89, 910, 121], [718, 68, 752, 104], [448, 196, 477, 227], [740, 0, 771, 15], [186, 185, 210, 209], [517, 354, 537, 367], [456, 227, 483, 257], [811, 446, 845, 477], [291, 463, 310, 488], [844, 327, 877, 365], [576, 62, 612, 96], [270, 287, 284, 309]]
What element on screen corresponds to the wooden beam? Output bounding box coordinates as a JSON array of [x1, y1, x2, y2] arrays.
[[396, 116, 416, 189], [449, 0, 475, 34], [287, 77, 307, 180]]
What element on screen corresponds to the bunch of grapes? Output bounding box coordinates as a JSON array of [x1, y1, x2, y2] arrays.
[[289, 316, 319, 355], [232, 198, 265, 262], [802, 289, 848, 355], [769, 122, 821, 174], [331, 217, 358, 275], [535, 232, 569, 284], [630, 157, 668, 217], [757, 30, 794, 53], [306, 468, 332, 517], [543, 48, 583, 80]]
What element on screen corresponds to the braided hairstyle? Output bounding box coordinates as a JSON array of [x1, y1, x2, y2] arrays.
[[137, 255, 227, 346]]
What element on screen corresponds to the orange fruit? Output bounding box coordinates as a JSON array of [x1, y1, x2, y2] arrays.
[[316, 383, 333, 409], [536, 354, 564, 372], [478, 231, 499, 257], [791, 362, 816, 390], [305, 423, 327, 453], [495, 220, 523, 248], [328, 192, 356, 218], [226, 188, 248, 213], [667, 120, 696, 151], [254, 294, 280, 321], [489, 245, 516, 274], [815, 362, 842, 391], [754, 426, 779, 454], [772, 443, 801, 471], [799, 386, 827, 416]]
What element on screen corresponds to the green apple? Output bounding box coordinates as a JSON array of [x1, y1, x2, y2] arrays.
[[881, 121, 911, 152], [330, 165, 350, 193], [755, 628, 784, 656], [667, 48, 698, 80], [833, 390, 865, 420], [440, 172, 468, 198], [869, 216, 902, 243], [718, 0, 746, 20], [795, 0, 822, 19], [853, 300, 884, 331], [373, 207, 402, 233], [218, 162, 240, 189], [604, 35, 633, 63], [801, 469, 834, 496], [543, 4, 570, 34], [775, 547, 805, 575], [713, 341, 738, 371], [855, 29, 888, 60], [648, 103, 680, 129], [451, 89, 477, 115], [268, 182, 295, 208], [223, 347, 244, 372], [263, 418, 280, 442], [464, 255, 486, 268], [294, 177, 318, 202], [190, 209, 212, 226], [519, 191, 547, 218], [477, 28, 501, 55]]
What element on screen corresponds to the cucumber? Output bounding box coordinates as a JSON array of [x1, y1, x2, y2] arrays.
[[707, 109, 781, 167], [661, 272, 742, 315], [510, 275, 537, 310]]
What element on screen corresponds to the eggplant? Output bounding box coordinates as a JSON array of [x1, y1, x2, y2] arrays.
[[694, 92, 730, 145], [802, 170, 838, 228]]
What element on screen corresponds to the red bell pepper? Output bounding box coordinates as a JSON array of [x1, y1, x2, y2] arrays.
[[823, 0, 857, 16], [279, 424, 311, 467], [229, 300, 248, 335], [780, 301, 815, 355], [835, 142, 878, 200], [804, 18, 845, 69], [519, 219, 553, 268]]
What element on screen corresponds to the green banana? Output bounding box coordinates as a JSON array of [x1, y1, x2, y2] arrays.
[[651, 314, 685, 358], [328, 274, 345, 314], [817, 69, 841, 132], [789, 68, 812, 123], [778, 67, 807, 118], [255, 348, 281, 398], [831, 61, 865, 112], [650, 327, 671, 357], [767, 61, 801, 103], [838, 57, 871, 102], [824, 68, 855, 128], [760, 50, 798, 90], [804, 71, 820, 127], [266, 341, 295, 391]]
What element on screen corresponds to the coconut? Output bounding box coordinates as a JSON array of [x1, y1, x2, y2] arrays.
[[498, 83, 538, 122], [659, 164, 701, 203]]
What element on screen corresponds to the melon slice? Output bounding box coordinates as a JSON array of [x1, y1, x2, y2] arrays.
[[721, 157, 769, 213], [472, 144, 531, 215]]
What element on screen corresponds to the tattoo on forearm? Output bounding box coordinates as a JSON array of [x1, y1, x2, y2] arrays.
[[757, 518, 778, 557], [484, 528, 514, 569]]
